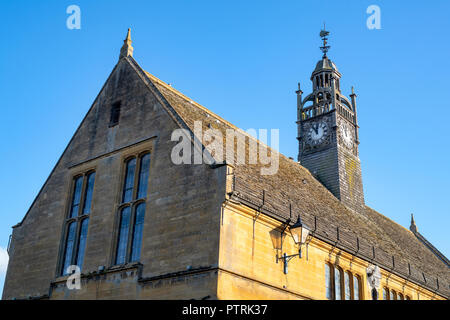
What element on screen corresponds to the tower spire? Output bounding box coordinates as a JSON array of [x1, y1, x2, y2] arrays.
[[120, 28, 134, 60], [319, 24, 330, 58]]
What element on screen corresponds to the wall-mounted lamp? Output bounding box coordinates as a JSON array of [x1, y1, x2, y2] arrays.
[[278, 215, 310, 274]]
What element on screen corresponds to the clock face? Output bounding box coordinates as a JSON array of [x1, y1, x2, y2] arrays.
[[340, 123, 353, 148], [307, 121, 329, 146]]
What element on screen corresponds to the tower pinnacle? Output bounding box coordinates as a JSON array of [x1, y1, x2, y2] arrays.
[[410, 213, 418, 233], [120, 28, 134, 60]]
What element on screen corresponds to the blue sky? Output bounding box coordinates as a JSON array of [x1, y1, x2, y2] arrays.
[[1, 0, 449, 293]]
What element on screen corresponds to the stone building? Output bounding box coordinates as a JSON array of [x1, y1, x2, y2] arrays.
[[2, 29, 449, 300]]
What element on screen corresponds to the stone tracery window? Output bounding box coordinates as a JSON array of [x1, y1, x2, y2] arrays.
[[115, 152, 151, 265], [61, 171, 95, 275]]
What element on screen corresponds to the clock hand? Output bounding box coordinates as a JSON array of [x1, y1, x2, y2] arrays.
[[312, 123, 319, 134]]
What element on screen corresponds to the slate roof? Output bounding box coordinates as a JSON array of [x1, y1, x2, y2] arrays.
[[128, 57, 450, 298], [313, 57, 339, 74]]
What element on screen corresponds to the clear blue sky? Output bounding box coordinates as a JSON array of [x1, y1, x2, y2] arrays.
[[1, 0, 449, 292]]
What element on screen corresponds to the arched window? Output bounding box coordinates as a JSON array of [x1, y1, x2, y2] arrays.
[[406, 295, 411, 300], [334, 266, 342, 300], [137, 153, 151, 199], [398, 293, 404, 300], [69, 176, 83, 218], [116, 206, 131, 264], [62, 222, 77, 275], [383, 287, 389, 300], [390, 290, 397, 300], [353, 274, 361, 300], [131, 203, 146, 262], [75, 218, 89, 267], [82, 172, 95, 214], [325, 263, 332, 300], [371, 288, 378, 300], [318, 92, 323, 101], [60, 171, 95, 275], [115, 152, 151, 264], [344, 271, 351, 300], [122, 158, 137, 203]]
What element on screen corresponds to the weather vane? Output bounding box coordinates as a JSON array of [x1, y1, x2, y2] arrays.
[[319, 23, 330, 58]]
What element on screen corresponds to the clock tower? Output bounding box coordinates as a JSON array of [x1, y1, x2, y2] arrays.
[[297, 29, 365, 212]]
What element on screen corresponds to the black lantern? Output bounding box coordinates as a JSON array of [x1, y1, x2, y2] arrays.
[[279, 215, 310, 274]]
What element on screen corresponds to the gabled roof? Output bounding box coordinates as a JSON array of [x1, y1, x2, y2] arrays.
[[128, 57, 450, 298]]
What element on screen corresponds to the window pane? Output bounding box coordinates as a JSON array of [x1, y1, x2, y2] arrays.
[[383, 288, 388, 300], [325, 264, 332, 300], [82, 172, 95, 214], [353, 275, 360, 300], [334, 267, 342, 300], [62, 222, 77, 275], [130, 203, 146, 262], [122, 158, 136, 203], [75, 218, 89, 270], [116, 207, 131, 264], [344, 272, 351, 300], [137, 153, 151, 199], [70, 177, 83, 218], [398, 293, 404, 300], [390, 290, 395, 300]]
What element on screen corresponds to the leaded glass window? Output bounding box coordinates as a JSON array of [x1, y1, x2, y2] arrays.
[[137, 153, 151, 199], [130, 203, 146, 262], [325, 263, 332, 300], [353, 275, 360, 300], [62, 222, 77, 275], [82, 172, 95, 214], [122, 158, 136, 203], [60, 171, 95, 275], [115, 152, 151, 264], [70, 176, 83, 218], [344, 271, 351, 300], [334, 267, 342, 300], [75, 218, 89, 267], [116, 207, 131, 264]]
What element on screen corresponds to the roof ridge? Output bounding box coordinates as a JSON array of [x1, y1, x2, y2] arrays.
[[413, 231, 450, 267], [365, 205, 414, 235], [364, 205, 449, 263], [143, 70, 305, 168]]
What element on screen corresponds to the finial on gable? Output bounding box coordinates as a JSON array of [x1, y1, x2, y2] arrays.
[[410, 213, 418, 233], [120, 28, 134, 60]]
